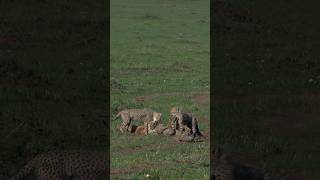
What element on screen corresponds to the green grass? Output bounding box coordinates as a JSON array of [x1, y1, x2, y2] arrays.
[[214, 0, 320, 179], [111, 0, 209, 179], [0, 1, 107, 179]]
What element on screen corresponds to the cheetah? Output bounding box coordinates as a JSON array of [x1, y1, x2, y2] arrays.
[[213, 147, 234, 180], [134, 123, 169, 136], [168, 106, 203, 137], [134, 125, 148, 135], [113, 108, 162, 133], [146, 122, 202, 142], [8, 150, 107, 180]]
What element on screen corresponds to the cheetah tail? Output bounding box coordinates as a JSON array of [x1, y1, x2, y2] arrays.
[[112, 111, 121, 121], [7, 159, 35, 180]]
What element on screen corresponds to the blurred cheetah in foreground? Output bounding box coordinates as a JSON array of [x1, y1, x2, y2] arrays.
[[8, 150, 107, 180], [213, 147, 270, 180], [213, 147, 234, 180]]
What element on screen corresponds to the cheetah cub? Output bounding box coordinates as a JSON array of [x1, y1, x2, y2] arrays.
[[113, 108, 162, 133], [8, 150, 107, 180]]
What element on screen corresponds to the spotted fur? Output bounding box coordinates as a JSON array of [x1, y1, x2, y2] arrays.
[[168, 106, 203, 137], [8, 150, 107, 180], [113, 108, 162, 133]]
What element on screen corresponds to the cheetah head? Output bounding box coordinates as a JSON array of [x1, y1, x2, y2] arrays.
[[153, 112, 162, 123], [170, 106, 182, 115]]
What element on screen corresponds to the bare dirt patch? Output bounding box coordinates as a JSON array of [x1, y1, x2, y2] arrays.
[[192, 91, 210, 107], [114, 133, 209, 155], [114, 140, 178, 155], [134, 92, 185, 103], [171, 61, 193, 72], [111, 162, 155, 176]]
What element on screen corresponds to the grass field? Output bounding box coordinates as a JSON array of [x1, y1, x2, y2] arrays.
[[110, 0, 210, 179], [213, 0, 320, 179], [2, 0, 318, 179], [0, 1, 108, 179]]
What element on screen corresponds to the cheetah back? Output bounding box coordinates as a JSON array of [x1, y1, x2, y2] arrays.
[[9, 150, 107, 180]]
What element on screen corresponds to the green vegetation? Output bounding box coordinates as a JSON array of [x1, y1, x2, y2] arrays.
[[111, 0, 210, 179], [0, 1, 107, 179], [214, 0, 320, 179]]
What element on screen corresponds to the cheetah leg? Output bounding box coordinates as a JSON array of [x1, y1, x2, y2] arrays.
[[192, 117, 202, 137], [119, 122, 127, 133], [119, 114, 131, 133], [127, 119, 134, 133]]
